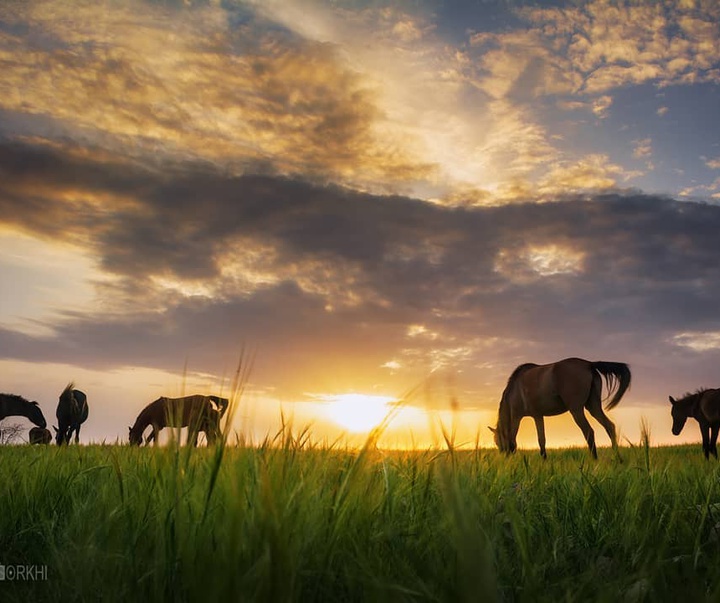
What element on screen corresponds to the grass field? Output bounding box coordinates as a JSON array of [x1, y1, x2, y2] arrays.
[[2, 433, 720, 602]]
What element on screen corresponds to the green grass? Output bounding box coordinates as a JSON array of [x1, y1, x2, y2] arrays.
[[2, 438, 720, 602]]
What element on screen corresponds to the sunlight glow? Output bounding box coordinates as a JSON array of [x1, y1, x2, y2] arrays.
[[526, 245, 585, 276], [494, 243, 585, 282], [322, 393, 396, 433]]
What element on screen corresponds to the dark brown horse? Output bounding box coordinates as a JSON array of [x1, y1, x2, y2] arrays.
[[128, 395, 228, 446], [490, 357, 631, 458], [55, 383, 89, 445], [0, 393, 46, 428], [29, 427, 52, 445], [669, 389, 720, 459]]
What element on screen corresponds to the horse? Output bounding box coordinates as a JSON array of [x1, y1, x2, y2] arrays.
[[29, 427, 52, 445], [0, 393, 47, 428], [669, 389, 720, 459], [207, 395, 229, 417], [128, 394, 228, 447], [55, 383, 89, 445], [490, 357, 631, 459]]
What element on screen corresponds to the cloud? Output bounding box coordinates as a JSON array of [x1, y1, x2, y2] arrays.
[[633, 138, 653, 159], [705, 157, 720, 169], [672, 332, 720, 352], [537, 154, 642, 196], [0, 1, 436, 194], [4, 138, 720, 404], [632, 138, 655, 171], [468, 0, 720, 99], [592, 95, 613, 119], [6, 0, 672, 208]]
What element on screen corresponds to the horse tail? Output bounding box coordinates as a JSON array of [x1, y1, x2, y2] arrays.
[[591, 361, 631, 410], [217, 398, 228, 418], [208, 395, 229, 418]]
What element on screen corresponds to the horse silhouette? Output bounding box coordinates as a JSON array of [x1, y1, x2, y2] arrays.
[[55, 383, 89, 445], [490, 357, 631, 458], [0, 393, 46, 428], [29, 426, 52, 444], [670, 389, 720, 459], [129, 395, 228, 446]]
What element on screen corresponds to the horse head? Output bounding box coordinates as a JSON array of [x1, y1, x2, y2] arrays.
[[52, 425, 65, 446], [29, 427, 52, 445], [129, 425, 143, 446], [669, 396, 688, 436], [489, 424, 517, 454]]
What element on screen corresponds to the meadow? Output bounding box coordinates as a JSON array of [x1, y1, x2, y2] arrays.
[[2, 434, 720, 602]]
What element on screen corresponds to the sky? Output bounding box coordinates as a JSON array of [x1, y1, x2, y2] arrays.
[[1, 0, 719, 449]]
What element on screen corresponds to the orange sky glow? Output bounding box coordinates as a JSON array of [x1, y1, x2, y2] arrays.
[[1, 0, 720, 451]]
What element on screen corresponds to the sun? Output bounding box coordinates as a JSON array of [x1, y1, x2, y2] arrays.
[[324, 393, 395, 433]]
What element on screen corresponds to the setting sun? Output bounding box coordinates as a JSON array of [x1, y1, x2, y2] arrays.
[[323, 394, 396, 433]]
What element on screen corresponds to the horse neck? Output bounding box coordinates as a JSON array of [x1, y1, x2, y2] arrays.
[[0, 395, 31, 418], [133, 404, 158, 431], [681, 394, 702, 417], [498, 392, 514, 432], [58, 390, 77, 417]]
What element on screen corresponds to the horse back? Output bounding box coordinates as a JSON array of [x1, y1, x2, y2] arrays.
[[511, 358, 594, 416], [161, 395, 214, 426], [699, 389, 720, 423], [74, 390, 89, 422]]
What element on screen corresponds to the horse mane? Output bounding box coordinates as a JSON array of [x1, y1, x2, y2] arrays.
[[505, 363, 538, 387], [676, 388, 711, 405], [0, 393, 32, 405], [498, 363, 538, 426], [133, 398, 162, 427]]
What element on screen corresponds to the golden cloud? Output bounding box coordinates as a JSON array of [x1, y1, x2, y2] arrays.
[[633, 138, 653, 159], [0, 1, 435, 193], [470, 0, 720, 100]]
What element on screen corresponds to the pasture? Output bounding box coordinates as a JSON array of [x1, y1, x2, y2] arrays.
[[1, 437, 720, 602]]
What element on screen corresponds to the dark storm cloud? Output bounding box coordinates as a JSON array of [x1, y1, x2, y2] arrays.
[[3, 137, 720, 401]]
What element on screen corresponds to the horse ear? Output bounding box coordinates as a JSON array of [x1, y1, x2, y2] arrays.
[[31, 401, 39, 406], [488, 426, 497, 434], [669, 396, 676, 404]]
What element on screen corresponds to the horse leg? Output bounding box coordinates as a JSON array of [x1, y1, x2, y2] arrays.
[[74, 425, 81, 444], [533, 416, 547, 459], [700, 423, 710, 459], [569, 408, 597, 459], [587, 405, 621, 461], [711, 424, 720, 459], [206, 421, 219, 446]]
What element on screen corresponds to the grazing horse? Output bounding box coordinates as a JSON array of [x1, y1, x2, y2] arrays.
[[490, 357, 631, 459], [207, 395, 229, 417], [669, 389, 720, 459], [128, 395, 227, 447], [0, 393, 47, 428], [29, 427, 52, 445], [55, 383, 89, 445]]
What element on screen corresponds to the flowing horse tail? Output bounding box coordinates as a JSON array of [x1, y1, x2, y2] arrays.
[[591, 361, 631, 410]]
